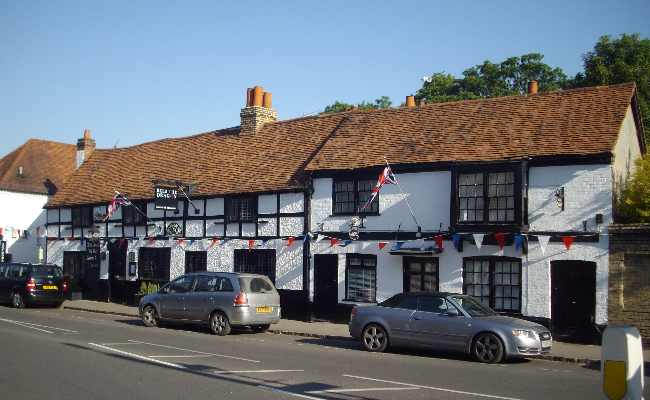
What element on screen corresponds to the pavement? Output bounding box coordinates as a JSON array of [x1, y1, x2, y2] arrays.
[[61, 299, 649, 366]]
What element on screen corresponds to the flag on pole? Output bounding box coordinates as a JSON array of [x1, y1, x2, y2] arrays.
[[364, 163, 397, 209], [102, 193, 132, 221]]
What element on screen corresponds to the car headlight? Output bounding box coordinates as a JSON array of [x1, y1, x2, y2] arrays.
[[513, 330, 536, 339]]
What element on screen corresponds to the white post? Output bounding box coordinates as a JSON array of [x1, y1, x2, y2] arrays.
[[601, 325, 644, 400]]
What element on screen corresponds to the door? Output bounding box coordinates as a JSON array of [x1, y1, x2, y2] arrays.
[[184, 275, 218, 321], [159, 275, 195, 320], [551, 260, 596, 343], [108, 247, 127, 304], [403, 257, 439, 292], [314, 255, 338, 318], [410, 296, 468, 348]]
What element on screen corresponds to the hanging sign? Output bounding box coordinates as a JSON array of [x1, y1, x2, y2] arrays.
[[155, 186, 179, 210]]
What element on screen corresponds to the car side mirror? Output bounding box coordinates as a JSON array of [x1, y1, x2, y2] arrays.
[[446, 308, 460, 317]]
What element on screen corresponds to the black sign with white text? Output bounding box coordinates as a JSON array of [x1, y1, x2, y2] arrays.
[[155, 186, 179, 210], [85, 239, 101, 281]]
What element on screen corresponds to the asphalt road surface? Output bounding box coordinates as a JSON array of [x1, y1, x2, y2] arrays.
[[0, 305, 646, 400]]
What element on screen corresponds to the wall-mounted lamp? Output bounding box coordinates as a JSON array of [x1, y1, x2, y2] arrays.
[[129, 251, 136, 262], [554, 187, 565, 211], [349, 217, 361, 240], [596, 214, 603, 224]]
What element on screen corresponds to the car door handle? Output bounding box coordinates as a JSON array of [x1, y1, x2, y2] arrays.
[[413, 317, 421, 320], [206, 297, 213, 301], [178, 297, 185, 301]]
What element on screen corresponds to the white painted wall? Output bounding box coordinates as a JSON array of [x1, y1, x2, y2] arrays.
[[0, 190, 49, 263]]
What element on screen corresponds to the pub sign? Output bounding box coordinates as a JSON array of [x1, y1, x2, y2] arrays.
[[155, 186, 178, 210]]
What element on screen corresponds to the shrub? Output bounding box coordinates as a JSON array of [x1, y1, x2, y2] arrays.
[[137, 282, 160, 295], [616, 153, 650, 223]]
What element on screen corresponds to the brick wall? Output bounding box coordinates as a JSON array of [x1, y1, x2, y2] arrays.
[[240, 106, 277, 135], [609, 223, 650, 348]]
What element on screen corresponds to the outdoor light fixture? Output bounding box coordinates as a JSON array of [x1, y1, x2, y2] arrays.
[[554, 187, 565, 211]]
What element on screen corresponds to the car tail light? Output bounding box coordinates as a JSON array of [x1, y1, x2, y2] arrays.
[[234, 293, 248, 306], [350, 308, 357, 318], [26, 279, 36, 291], [63, 282, 67, 291]]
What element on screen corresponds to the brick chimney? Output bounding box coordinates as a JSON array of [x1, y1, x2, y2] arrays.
[[76, 129, 96, 169], [240, 86, 277, 135], [528, 81, 538, 94]]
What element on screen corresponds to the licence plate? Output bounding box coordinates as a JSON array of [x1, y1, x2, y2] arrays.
[[542, 340, 552, 348], [42, 286, 57, 290], [257, 307, 271, 313]]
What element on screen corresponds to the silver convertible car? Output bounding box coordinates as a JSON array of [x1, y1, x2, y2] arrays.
[[349, 291, 552, 363]]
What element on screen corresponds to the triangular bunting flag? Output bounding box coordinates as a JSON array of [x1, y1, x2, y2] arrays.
[[514, 234, 525, 251], [48, 237, 54, 245], [178, 238, 184, 245], [68, 237, 75, 241], [285, 237, 295, 247], [339, 240, 353, 247], [315, 235, 325, 243], [189, 239, 195, 246], [209, 238, 219, 248], [361, 242, 371, 250], [330, 238, 339, 247], [562, 236, 576, 250], [148, 236, 154, 245], [248, 240, 255, 252], [452, 234, 462, 250], [261, 239, 269, 245], [303, 235, 308, 242], [494, 233, 506, 250], [36, 227, 40, 236], [537, 235, 550, 254], [119, 238, 126, 248], [378, 242, 388, 251], [433, 235, 443, 250], [473, 234, 484, 251], [392, 241, 405, 250], [414, 239, 425, 249], [220, 238, 230, 246], [80, 237, 84, 246]]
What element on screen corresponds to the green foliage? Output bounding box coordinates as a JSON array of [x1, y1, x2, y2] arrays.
[[320, 96, 393, 114], [616, 154, 650, 223], [570, 33, 650, 143], [416, 54, 569, 104], [67, 276, 81, 290], [137, 281, 160, 295]]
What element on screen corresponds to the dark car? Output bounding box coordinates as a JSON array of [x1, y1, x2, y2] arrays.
[[0, 263, 67, 308], [349, 291, 552, 363], [139, 272, 281, 335]]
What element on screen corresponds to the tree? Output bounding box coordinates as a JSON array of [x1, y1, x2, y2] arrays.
[[571, 34, 650, 142], [616, 153, 650, 223], [320, 96, 393, 114], [415, 54, 569, 104]]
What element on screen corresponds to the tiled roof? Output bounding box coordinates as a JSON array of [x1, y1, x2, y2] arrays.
[[46, 83, 642, 207], [0, 139, 77, 195]]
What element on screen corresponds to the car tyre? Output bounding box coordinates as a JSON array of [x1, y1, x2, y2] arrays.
[[11, 292, 25, 309], [251, 324, 270, 333], [362, 323, 388, 352], [472, 333, 504, 364], [141, 305, 160, 327], [210, 311, 231, 336]]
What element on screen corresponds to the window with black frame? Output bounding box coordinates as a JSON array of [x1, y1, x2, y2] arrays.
[[462, 257, 521, 312], [334, 178, 378, 214], [71, 207, 92, 227], [346, 254, 377, 302], [185, 251, 207, 274], [139, 248, 171, 281], [234, 249, 276, 283], [457, 171, 516, 224], [123, 202, 145, 225], [225, 197, 255, 221], [63, 251, 86, 276]]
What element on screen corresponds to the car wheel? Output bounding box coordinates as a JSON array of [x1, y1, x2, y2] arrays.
[[210, 311, 231, 336], [141, 305, 160, 327], [251, 324, 270, 333], [11, 292, 25, 309], [53, 302, 64, 309], [472, 333, 504, 364], [362, 323, 388, 352]]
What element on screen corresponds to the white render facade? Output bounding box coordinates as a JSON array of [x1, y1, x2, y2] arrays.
[[0, 189, 49, 264]]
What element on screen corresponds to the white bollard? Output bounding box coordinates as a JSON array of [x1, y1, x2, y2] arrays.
[[601, 325, 644, 400]]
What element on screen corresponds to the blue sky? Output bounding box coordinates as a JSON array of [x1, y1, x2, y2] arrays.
[[1, 0, 649, 158]]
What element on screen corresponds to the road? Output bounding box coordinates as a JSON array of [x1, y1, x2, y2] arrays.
[[0, 305, 645, 400]]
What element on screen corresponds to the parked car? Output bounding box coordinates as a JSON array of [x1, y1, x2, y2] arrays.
[[349, 291, 552, 363], [138, 272, 281, 335], [0, 263, 67, 308]]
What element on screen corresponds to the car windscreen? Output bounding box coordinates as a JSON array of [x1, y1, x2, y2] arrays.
[[451, 295, 498, 317], [238, 276, 277, 294], [30, 266, 63, 278]]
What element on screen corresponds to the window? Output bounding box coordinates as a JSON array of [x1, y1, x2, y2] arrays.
[[234, 249, 276, 283], [417, 296, 456, 313], [185, 251, 207, 274], [457, 170, 516, 224], [167, 275, 195, 293], [226, 197, 255, 221], [192, 275, 218, 292], [346, 254, 377, 302], [139, 248, 171, 281], [123, 202, 145, 225], [72, 207, 92, 227], [63, 251, 86, 276], [463, 257, 521, 313], [404, 257, 439, 292], [334, 178, 378, 214]]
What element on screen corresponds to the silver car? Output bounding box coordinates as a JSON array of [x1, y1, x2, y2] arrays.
[[349, 291, 552, 363], [139, 272, 281, 335]]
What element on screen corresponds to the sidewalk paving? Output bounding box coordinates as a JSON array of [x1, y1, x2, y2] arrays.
[[62, 299, 649, 366]]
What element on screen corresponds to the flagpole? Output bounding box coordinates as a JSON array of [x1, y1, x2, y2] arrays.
[[384, 157, 420, 229], [113, 190, 162, 233]]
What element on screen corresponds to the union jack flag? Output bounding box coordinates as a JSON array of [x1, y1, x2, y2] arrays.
[[102, 193, 132, 221], [363, 163, 397, 209]]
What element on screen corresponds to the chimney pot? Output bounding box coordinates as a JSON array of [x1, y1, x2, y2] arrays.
[[406, 96, 415, 107], [252, 86, 264, 107], [246, 88, 253, 107], [263, 92, 272, 108], [84, 129, 90, 138], [528, 81, 538, 94], [351, 106, 357, 111], [418, 100, 425, 107]]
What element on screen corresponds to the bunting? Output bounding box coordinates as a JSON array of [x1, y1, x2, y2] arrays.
[[433, 235, 443, 251], [330, 238, 339, 247], [537, 235, 550, 254], [209, 238, 219, 248], [378, 242, 389, 251], [392, 241, 405, 250], [473, 234, 484, 251], [452, 234, 462, 250], [562, 236, 576, 250], [514, 234, 525, 251], [248, 240, 255, 252], [285, 237, 295, 247], [494, 233, 506, 250]]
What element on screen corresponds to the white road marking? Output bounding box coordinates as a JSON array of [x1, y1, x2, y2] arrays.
[[258, 385, 324, 399], [127, 340, 259, 362], [344, 374, 524, 400], [151, 355, 216, 358], [214, 369, 304, 374], [88, 343, 185, 369], [0, 318, 78, 334], [101, 343, 140, 346], [306, 387, 420, 394]]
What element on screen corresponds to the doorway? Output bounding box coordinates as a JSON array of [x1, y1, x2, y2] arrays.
[[108, 241, 127, 304], [313, 254, 339, 319], [550, 260, 597, 343]]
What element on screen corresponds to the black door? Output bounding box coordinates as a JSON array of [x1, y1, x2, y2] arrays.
[[313, 254, 338, 318], [108, 242, 127, 304], [550, 260, 596, 343]]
